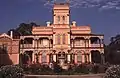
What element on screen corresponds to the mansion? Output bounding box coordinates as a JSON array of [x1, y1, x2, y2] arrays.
[[0, 3, 104, 66]]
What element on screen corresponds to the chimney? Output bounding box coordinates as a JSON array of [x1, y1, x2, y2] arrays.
[[10, 30, 13, 38], [72, 21, 76, 26], [46, 22, 50, 26]]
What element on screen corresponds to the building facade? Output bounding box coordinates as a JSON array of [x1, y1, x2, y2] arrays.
[[0, 3, 104, 66], [20, 3, 104, 66], [0, 33, 19, 65]]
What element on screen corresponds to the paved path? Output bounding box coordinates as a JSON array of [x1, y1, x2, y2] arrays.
[[24, 74, 104, 78]]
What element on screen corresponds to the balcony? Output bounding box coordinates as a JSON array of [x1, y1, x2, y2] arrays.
[[91, 44, 104, 47], [37, 44, 53, 48], [20, 44, 53, 49], [20, 44, 33, 49]]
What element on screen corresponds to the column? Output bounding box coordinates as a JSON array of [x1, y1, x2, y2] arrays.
[[53, 34, 55, 47], [73, 38, 75, 48], [67, 54, 71, 63], [49, 39, 50, 48], [89, 53, 92, 63], [32, 53, 35, 63], [39, 54, 42, 63], [86, 54, 88, 63], [53, 54, 56, 62], [82, 54, 85, 63], [33, 39, 35, 48], [89, 39, 91, 47], [34, 39, 38, 48], [68, 34, 70, 46], [74, 54, 77, 64], [47, 54, 49, 64]]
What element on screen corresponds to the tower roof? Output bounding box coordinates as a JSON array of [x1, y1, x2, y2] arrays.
[[53, 3, 69, 10]]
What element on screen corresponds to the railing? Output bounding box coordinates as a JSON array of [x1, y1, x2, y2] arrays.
[[91, 44, 104, 47], [72, 44, 104, 48], [74, 45, 85, 47], [20, 44, 33, 48], [38, 44, 53, 48], [20, 44, 54, 49]]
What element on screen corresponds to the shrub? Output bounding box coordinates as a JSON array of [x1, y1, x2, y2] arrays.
[[74, 64, 89, 74], [104, 65, 120, 78], [21, 64, 54, 75], [0, 65, 24, 78], [53, 63, 62, 74]]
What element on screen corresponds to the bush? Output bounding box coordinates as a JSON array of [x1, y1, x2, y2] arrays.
[[0, 65, 24, 78], [74, 64, 89, 74], [21, 64, 54, 75], [53, 63, 62, 74], [104, 65, 120, 78]]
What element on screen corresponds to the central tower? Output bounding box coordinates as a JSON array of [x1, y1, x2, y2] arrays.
[[53, 3, 70, 25]]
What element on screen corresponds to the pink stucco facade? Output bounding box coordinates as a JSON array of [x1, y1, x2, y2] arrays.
[[0, 33, 19, 65], [0, 3, 104, 66], [20, 3, 104, 66]]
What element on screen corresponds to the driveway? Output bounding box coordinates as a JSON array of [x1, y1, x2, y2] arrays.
[[24, 74, 104, 78]]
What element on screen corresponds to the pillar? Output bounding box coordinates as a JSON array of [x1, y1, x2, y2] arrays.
[[33, 39, 35, 48], [82, 54, 85, 63], [39, 54, 42, 63], [47, 54, 49, 64], [74, 54, 77, 64], [67, 54, 71, 63], [32, 53, 35, 63], [89, 38, 91, 47], [53, 54, 56, 62], [68, 34, 70, 46], [89, 53, 92, 63]]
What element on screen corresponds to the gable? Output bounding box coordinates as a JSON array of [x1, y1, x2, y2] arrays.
[[0, 33, 12, 42]]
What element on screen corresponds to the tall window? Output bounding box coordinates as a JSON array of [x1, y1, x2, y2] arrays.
[[58, 16, 60, 23], [63, 16, 65, 24], [57, 34, 61, 44], [63, 34, 66, 44]]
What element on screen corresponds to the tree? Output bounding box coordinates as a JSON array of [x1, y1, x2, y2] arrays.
[[105, 34, 120, 64], [7, 22, 37, 36], [104, 65, 120, 78]]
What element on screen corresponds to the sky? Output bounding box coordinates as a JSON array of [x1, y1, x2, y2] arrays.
[[0, 0, 120, 44]]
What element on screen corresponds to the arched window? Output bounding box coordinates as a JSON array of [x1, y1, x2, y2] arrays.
[[57, 34, 61, 44], [63, 16, 65, 24], [63, 34, 66, 44], [58, 16, 60, 23]]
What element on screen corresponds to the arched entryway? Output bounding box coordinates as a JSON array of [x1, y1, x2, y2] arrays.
[[57, 52, 67, 66], [91, 50, 101, 63], [20, 51, 33, 64]]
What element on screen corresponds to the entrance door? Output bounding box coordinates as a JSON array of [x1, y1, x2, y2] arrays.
[[58, 52, 66, 66]]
